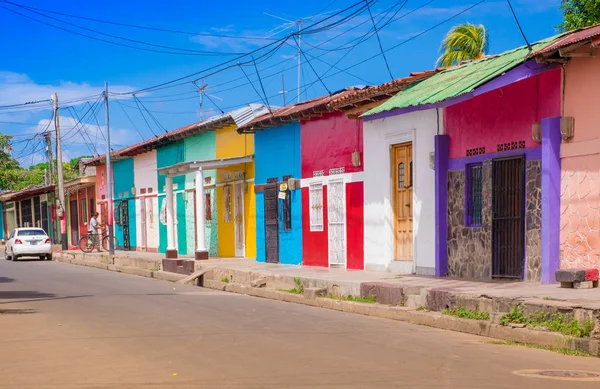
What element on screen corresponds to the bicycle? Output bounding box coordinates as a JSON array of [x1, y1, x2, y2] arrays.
[[79, 228, 117, 253]]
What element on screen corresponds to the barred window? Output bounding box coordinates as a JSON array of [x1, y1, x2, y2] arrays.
[[283, 190, 291, 231], [309, 183, 323, 231], [466, 164, 483, 226], [223, 185, 232, 223]]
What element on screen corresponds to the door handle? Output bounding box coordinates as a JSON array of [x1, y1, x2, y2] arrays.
[[405, 204, 410, 207]]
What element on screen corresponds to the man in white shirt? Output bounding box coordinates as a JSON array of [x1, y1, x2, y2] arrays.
[[88, 212, 103, 251]]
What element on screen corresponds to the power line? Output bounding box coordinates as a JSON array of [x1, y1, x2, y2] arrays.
[[1, 1, 245, 56], [365, 0, 395, 80], [132, 96, 160, 137], [134, 95, 169, 134], [506, 0, 531, 51], [239, 64, 271, 111], [113, 98, 147, 141], [294, 36, 331, 95]]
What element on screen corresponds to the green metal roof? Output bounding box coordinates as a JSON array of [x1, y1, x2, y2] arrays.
[[362, 38, 556, 117]]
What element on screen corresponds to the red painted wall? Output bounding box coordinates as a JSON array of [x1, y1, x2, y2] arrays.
[[301, 112, 363, 177], [300, 112, 365, 269], [302, 185, 329, 268], [444, 69, 561, 159]]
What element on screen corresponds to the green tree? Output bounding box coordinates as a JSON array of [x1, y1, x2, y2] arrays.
[[559, 0, 600, 31], [0, 133, 22, 191], [436, 23, 489, 68]]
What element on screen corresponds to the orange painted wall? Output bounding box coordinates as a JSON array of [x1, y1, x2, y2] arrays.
[[560, 56, 600, 269]]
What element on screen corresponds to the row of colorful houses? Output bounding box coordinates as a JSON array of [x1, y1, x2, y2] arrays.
[[4, 25, 599, 284]]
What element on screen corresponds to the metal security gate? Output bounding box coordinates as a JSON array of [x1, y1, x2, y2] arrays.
[[492, 156, 525, 279], [327, 179, 346, 267], [264, 184, 279, 263], [122, 200, 131, 251]]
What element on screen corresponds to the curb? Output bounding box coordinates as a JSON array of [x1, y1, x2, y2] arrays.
[[56, 254, 599, 356]]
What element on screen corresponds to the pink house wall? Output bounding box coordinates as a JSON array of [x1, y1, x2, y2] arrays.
[[560, 55, 600, 270], [444, 69, 561, 159], [95, 164, 108, 224]]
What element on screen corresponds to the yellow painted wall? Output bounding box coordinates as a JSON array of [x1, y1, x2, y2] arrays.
[[215, 124, 256, 258]]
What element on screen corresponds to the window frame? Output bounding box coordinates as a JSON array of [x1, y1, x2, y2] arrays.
[[283, 190, 292, 231], [309, 183, 324, 232], [465, 163, 483, 227]]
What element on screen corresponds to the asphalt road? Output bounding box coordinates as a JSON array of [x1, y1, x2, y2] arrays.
[[1, 256, 600, 389]]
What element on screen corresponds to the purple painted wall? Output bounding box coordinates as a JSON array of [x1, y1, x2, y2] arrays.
[[541, 117, 562, 283], [435, 135, 449, 277]]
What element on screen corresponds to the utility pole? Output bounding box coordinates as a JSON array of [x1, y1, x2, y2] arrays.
[[279, 74, 287, 106], [194, 80, 207, 120], [296, 19, 301, 104], [104, 82, 115, 255], [52, 93, 67, 251]]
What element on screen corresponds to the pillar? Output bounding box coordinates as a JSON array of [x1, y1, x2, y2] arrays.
[[195, 169, 209, 260], [434, 134, 450, 277], [165, 175, 177, 258], [541, 117, 561, 283]]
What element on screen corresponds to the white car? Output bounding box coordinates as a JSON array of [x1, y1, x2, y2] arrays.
[[4, 228, 53, 261]]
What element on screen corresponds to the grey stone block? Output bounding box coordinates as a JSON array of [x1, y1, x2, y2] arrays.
[[360, 282, 404, 306], [556, 269, 587, 282], [303, 287, 327, 299]]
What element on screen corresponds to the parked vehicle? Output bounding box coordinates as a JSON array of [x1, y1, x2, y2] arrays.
[[4, 228, 52, 261]]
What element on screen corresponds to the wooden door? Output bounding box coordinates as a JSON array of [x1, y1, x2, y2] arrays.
[[264, 184, 279, 263], [69, 199, 79, 245], [393, 143, 413, 261]]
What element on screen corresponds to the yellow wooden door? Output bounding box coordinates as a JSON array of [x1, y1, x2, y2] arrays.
[[393, 143, 413, 260]]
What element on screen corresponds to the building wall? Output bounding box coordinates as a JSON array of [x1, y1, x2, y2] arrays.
[[113, 158, 136, 250], [215, 124, 256, 258], [301, 112, 364, 270], [133, 150, 159, 252], [95, 164, 108, 223], [184, 132, 218, 256], [157, 142, 186, 254], [0, 202, 4, 240], [560, 56, 600, 270], [363, 110, 437, 273], [254, 123, 303, 265], [443, 72, 560, 281], [445, 69, 561, 159]]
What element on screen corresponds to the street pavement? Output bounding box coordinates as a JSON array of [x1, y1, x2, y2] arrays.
[[1, 255, 600, 389]]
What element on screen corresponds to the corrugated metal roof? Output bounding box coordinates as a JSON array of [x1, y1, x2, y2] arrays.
[[86, 104, 268, 166], [328, 70, 441, 111], [363, 38, 555, 117], [0, 184, 54, 202], [536, 24, 600, 56], [238, 89, 359, 132]]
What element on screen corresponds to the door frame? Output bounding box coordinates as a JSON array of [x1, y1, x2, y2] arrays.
[[233, 182, 245, 257], [140, 197, 147, 251], [69, 199, 79, 245], [391, 140, 414, 262], [491, 155, 526, 280], [327, 177, 347, 268]]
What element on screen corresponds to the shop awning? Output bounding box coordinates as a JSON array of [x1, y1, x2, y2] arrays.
[[157, 155, 253, 177]]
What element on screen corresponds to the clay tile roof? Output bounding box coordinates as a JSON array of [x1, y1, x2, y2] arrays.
[[534, 24, 600, 57], [327, 69, 442, 111], [237, 89, 360, 133]]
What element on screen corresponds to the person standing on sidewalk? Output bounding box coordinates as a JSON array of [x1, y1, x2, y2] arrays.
[[88, 212, 103, 252]]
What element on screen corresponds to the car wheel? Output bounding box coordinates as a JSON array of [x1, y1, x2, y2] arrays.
[[12, 253, 18, 261], [46, 254, 53, 261], [5, 250, 11, 261]]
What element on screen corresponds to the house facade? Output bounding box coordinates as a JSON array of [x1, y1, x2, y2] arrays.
[[0, 185, 56, 242], [364, 41, 563, 282], [64, 176, 96, 246]]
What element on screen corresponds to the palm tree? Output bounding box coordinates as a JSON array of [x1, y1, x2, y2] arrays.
[[436, 23, 489, 68]]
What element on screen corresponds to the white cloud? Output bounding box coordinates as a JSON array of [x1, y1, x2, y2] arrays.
[[0, 71, 137, 109]]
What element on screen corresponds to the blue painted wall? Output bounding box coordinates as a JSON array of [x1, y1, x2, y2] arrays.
[[113, 158, 137, 250], [157, 142, 186, 254], [254, 123, 302, 265], [0, 202, 4, 240]]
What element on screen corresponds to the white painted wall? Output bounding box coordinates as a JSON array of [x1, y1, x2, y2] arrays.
[[134, 150, 159, 250], [363, 109, 442, 274]]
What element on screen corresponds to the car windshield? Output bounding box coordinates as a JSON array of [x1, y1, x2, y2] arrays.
[[17, 229, 47, 237]]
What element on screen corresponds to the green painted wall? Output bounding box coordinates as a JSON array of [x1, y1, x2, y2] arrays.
[[157, 141, 185, 254]]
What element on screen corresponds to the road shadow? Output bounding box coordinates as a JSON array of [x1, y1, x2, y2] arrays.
[[0, 291, 56, 299], [0, 308, 36, 315], [0, 277, 15, 283]]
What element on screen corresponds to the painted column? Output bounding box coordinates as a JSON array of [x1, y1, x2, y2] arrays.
[[541, 117, 561, 283], [165, 175, 177, 258], [434, 134, 450, 277], [195, 169, 209, 260]]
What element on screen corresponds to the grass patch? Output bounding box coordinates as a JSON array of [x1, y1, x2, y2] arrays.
[[500, 306, 594, 338], [278, 278, 304, 294], [443, 306, 490, 321], [327, 294, 377, 304], [416, 306, 427, 311], [220, 277, 230, 284], [100, 260, 112, 265], [149, 267, 159, 272], [485, 340, 592, 357]]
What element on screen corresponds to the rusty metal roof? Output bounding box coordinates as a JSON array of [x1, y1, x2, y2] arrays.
[[327, 70, 441, 112], [0, 185, 54, 202], [86, 104, 268, 166], [535, 24, 600, 56], [237, 89, 360, 133]]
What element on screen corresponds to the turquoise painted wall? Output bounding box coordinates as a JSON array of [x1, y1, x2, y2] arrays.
[[113, 158, 137, 250], [183, 132, 218, 256], [0, 202, 4, 240], [254, 123, 303, 265], [157, 142, 186, 254]]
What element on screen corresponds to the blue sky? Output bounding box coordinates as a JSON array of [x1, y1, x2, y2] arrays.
[[0, 0, 563, 167]]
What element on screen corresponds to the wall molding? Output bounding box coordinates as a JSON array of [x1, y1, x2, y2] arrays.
[[561, 138, 600, 159], [300, 171, 364, 187]]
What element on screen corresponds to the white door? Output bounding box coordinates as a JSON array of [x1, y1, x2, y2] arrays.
[[233, 183, 245, 257], [327, 179, 346, 267]]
